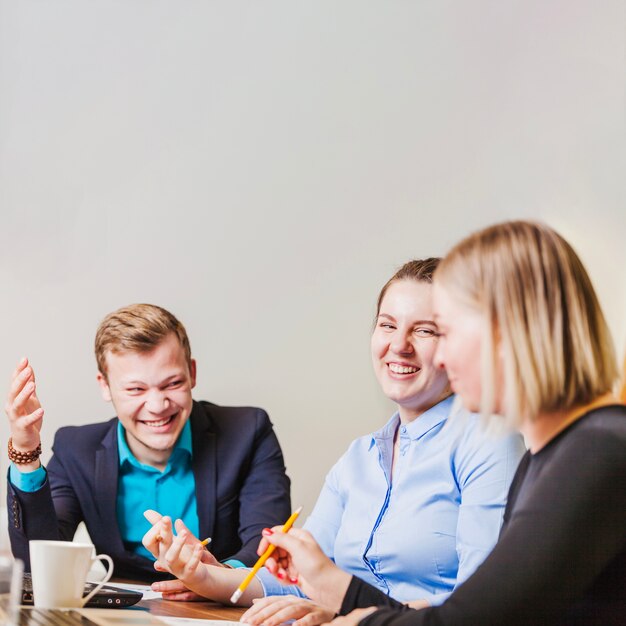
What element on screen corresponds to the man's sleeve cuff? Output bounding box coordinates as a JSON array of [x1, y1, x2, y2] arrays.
[[9, 463, 46, 492]]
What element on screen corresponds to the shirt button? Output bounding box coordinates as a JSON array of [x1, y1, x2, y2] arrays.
[[401, 426, 407, 434]]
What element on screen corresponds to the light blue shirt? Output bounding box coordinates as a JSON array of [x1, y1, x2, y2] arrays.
[[258, 396, 525, 605], [10, 421, 246, 567]]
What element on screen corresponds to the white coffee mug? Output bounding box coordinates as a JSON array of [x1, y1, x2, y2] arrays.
[[29, 540, 114, 609]]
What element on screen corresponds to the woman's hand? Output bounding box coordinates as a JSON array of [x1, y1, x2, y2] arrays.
[[143, 509, 222, 573], [143, 514, 209, 588], [241, 595, 336, 626], [142, 510, 264, 605], [323, 608, 378, 626], [257, 527, 352, 613]]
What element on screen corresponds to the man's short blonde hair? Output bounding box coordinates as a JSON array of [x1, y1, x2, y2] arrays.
[[436, 220, 618, 427], [95, 303, 192, 378]]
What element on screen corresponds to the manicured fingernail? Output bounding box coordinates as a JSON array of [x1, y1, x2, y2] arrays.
[[277, 571, 284, 579], [289, 576, 298, 583], [262, 528, 274, 536]]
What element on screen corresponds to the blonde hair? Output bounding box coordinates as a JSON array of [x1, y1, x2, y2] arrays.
[[436, 221, 618, 427], [95, 303, 192, 378]]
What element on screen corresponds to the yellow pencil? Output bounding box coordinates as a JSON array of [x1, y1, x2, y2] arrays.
[[230, 506, 302, 603], [201, 537, 212, 547]]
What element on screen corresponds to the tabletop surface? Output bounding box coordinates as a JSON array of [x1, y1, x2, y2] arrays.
[[139, 595, 246, 620], [77, 581, 248, 624]]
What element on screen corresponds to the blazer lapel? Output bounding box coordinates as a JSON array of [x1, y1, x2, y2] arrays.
[[190, 402, 217, 541], [95, 421, 126, 554]]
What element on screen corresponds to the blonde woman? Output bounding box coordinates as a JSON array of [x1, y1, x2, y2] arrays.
[[255, 221, 626, 626]]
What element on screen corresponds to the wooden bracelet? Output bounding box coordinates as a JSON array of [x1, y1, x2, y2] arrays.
[[8, 438, 42, 464]]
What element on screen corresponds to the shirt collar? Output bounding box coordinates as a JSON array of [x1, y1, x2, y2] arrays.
[[369, 395, 456, 449], [117, 419, 193, 470]]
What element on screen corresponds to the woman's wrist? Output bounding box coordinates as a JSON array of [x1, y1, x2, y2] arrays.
[[196, 564, 262, 606], [314, 567, 353, 614]]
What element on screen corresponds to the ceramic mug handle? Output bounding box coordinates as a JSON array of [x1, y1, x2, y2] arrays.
[[80, 554, 114, 607]]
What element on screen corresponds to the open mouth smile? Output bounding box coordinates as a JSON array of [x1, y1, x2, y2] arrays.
[[388, 363, 420, 375], [139, 413, 178, 428]]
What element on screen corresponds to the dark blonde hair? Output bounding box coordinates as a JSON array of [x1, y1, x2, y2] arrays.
[[436, 221, 618, 425], [95, 303, 192, 378], [376, 258, 441, 318]]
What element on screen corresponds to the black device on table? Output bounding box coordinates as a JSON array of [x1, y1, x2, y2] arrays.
[[21, 573, 143, 608]]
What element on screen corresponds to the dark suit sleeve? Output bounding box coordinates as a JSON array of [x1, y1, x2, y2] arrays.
[[226, 409, 291, 565], [6, 433, 84, 570]]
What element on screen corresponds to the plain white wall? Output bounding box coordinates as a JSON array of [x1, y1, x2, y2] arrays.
[[0, 1, 624, 520]]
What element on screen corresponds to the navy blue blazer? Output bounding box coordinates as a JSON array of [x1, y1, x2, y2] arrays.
[[7, 400, 291, 581]]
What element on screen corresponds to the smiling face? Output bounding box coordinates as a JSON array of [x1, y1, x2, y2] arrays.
[[432, 283, 487, 414], [371, 279, 450, 422], [97, 332, 197, 469]]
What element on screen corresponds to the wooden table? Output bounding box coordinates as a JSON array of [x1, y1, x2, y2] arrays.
[[75, 598, 245, 625], [138, 595, 245, 620], [86, 580, 247, 623]]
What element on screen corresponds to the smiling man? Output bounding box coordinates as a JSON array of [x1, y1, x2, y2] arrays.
[[5, 304, 291, 580]]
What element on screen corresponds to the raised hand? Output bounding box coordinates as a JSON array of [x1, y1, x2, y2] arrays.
[[6, 358, 44, 462]]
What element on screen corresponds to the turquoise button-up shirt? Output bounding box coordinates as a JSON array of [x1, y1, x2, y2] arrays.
[[10, 420, 244, 567], [115, 420, 199, 560]]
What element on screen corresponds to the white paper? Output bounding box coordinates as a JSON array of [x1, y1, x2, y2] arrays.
[[102, 581, 163, 600]]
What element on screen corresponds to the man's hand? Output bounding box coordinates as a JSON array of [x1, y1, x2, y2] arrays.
[[150, 578, 207, 602], [241, 595, 336, 626], [6, 358, 44, 467], [257, 527, 352, 613]]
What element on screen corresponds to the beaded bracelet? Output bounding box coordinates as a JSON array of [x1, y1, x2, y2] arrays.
[[8, 438, 42, 464]]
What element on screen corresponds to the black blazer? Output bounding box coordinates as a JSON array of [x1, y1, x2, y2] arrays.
[[7, 400, 291, 581]]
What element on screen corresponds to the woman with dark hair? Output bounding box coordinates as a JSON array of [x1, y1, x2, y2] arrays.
[[143, 258, 523, 624]]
